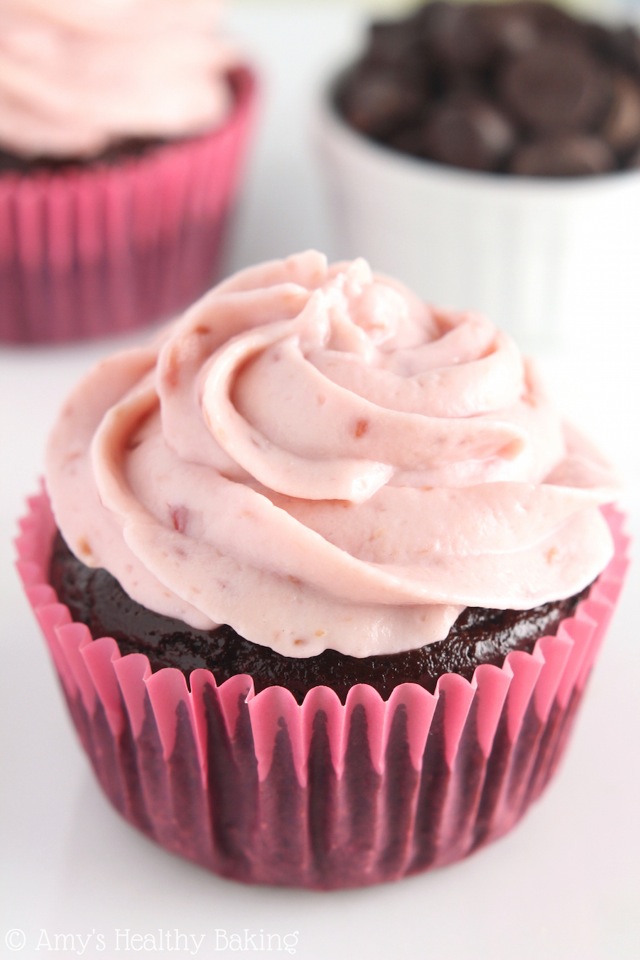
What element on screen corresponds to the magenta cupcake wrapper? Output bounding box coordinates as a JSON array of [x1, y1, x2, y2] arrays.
[[0, 67, 256, 345], [16, 491, 629, 889]]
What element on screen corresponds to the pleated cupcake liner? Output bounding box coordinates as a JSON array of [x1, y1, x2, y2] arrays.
[[16, 490, 629, 889], [0, 66, 256, 345]]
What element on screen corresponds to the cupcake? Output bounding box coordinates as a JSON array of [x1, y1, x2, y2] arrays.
[[0, 0, 256, 344], [316, 0, 640, 350], [17, 251, 628, 889]]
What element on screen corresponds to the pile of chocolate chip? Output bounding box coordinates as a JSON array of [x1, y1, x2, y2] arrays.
[[337, 0, 640, 176]]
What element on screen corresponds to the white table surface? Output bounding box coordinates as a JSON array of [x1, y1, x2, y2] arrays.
[[1, 5, 639, 960]]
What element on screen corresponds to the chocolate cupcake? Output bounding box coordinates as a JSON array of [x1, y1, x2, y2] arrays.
[[0, 0, 256, 344], [18, 251, 627, 888], [316, 1, 640, 350]]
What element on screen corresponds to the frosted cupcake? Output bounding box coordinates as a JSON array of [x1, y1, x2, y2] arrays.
[[17, 251, 628, 888], [0, 0, 256, 343]]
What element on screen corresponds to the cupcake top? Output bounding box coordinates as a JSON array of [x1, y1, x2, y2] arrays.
[[0, 0, 237, 159], [46, 251, 618, 658]]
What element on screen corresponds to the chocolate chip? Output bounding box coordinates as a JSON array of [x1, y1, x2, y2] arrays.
[[477, 3, 541, 59], [339, 67, 424, 140], [626, 143, 640, 168], [467, 1, 579, 62], [509, 134, 616, 176], [518, 0, 585, 42], [600, 71, 640, 155], [587, 24, 640, 77], [387, 124, 427, 158], [421, 96, 516, 171], [366, 19, 424, 73], [416, 1, 496, 72], [498, 41, 611, 134]]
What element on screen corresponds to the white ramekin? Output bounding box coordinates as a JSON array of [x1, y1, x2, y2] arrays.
[[315, 83, 640, 353]]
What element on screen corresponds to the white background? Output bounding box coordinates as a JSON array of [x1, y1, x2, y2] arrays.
[[1, 5, 639, 959]]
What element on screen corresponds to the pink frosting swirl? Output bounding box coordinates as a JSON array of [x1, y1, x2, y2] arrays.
[[0, 0, 237, 158], [46, 251, 618, 657]]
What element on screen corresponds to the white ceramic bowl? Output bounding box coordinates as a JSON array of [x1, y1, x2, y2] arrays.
[[315, 80, 640, 353]]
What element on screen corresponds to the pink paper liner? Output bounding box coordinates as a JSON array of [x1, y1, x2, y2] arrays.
[[16, 490, 630, 889], [0, 67, 256, 345]]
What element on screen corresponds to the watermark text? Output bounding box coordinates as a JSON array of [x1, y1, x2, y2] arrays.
[[3, 927, 299, 955]]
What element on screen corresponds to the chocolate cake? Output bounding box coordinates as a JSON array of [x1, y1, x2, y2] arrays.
[[0, 138, 165, 175], [49, 531, 589, 704]]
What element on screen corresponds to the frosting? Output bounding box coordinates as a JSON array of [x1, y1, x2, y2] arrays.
[[46, 251, 618, 658], [0, 0, 237, 158]]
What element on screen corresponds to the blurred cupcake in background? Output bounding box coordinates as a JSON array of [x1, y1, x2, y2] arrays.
[[0, 0, 257, 344], [316, 0, 640, 351]]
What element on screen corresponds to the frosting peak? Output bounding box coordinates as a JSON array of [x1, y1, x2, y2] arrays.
[[0, 0, 237, 158], [46, 252, 618, 657]]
